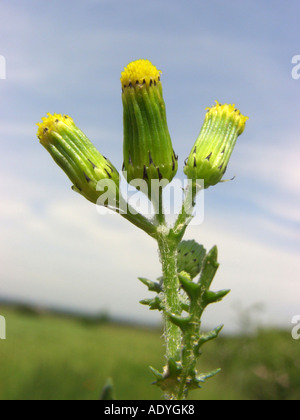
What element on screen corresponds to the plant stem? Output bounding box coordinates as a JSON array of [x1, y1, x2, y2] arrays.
[[171, 180, 198, 242], [117, 194, 158, 239], [157, 232, 182, 364], [177, 301, 201, 400]]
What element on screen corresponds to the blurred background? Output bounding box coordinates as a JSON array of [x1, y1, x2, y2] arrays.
[[0, 0, 299, 400]]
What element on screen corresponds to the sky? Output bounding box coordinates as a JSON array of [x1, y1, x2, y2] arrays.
[[0, 0, 299, 333]]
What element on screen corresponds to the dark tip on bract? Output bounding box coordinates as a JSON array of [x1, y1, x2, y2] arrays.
[[157, 168, 163, 181], [72, 184, 82, 192], [83, 172, 91, 183], [104, 168, 112, 179], [88, 159, 97, 169], [149, 151, 154, 165], [143, 165, 148, 180]]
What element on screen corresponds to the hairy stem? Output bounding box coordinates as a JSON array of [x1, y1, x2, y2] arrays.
[[157, 232, 182, 364], [177, 302, 202, 400]]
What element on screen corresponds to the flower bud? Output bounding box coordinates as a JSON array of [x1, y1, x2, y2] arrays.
[[184, 101, 248, 188], [121, 59, 178, 188], [37, 113, 119, 204]]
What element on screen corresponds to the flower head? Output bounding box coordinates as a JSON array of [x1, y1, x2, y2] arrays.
[[121, 59, 161, 88], [37, 113, 119, 204], [184, 101, 248, 188], [121, 59, 178, 191]]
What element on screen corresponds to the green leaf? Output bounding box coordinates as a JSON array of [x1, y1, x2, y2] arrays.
[[150, 359, 183, 394], [166, 312, 191, 331], [196, 368, 221, 384], [149, 366, 164, 383], [177, 240, 206, 279], [203, 289, 230, 306], [140, 296, 163, 311], [198, 246, 219, 290], [196, 325, 224, 351], [178, 272, 201, 300], [138, 277, 162, 293]]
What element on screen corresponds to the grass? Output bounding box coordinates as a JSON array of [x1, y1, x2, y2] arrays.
[[0, 305, 299, 400]]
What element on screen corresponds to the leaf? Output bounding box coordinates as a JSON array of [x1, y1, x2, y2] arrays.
[[198, 246, 219, 291], [203, 289, 230, 306], [177, 240, 206, 279], [196, 325, 224, 352], [138, 277, 162, 293], [140, 296, 163, 311], [178, 272, 201, 300]]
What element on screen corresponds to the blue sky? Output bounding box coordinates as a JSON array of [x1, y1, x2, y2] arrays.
[[0, 0, 299, 332]]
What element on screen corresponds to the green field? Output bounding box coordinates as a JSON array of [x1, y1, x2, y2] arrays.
[[0, 305, 299, 400]]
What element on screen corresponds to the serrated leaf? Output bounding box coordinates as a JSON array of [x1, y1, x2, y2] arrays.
[[140, 296, 163, 311], [198, 246, 219, 290], [178, 272, 201, 300], [196, 368, 221, 383], [138, 277, 162, 293], [203, 289, 230, 306], [177, 240, 206, 279], [196, 325, 224, 351], [150, 360, 182, 394], [149, 366, 164, 383], [167, 312, 191, 331]]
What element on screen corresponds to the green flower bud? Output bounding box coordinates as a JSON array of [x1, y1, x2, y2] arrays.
[[177, 240, 206, 279], [184, 101, 248, 188], [121, 59, 178, 188], [37, 113, 119, 204]]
